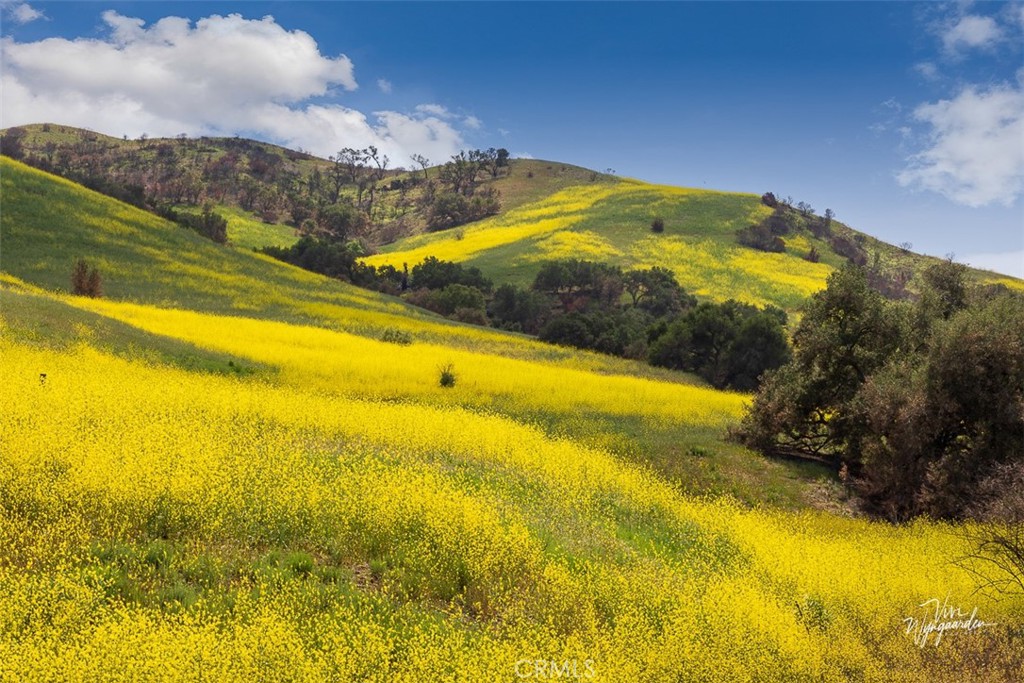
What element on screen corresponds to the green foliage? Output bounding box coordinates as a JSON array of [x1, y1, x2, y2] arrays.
[[650, 217, 665, 233], [410, 256, 492, 293], [736, 222, 785, 252], [317, 202, 364, 242], [648, 301, 790, 390], [532, 259, 625, 310], [263, 236, 361, 280], [740, 262, 1024, 521], [540, 309, 649, 359], [488, 283, 551, 334], [430, 284, 486, 317], [920, 258, 969, 322], [438, 362, 457, 388], [380, 328, 413, 345], [425, 189, 500, 232], [623, 267, 695, 318], [170, 205, 229, 244]]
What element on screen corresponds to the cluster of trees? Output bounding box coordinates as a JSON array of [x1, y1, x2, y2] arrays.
[[739, 261, 1024, 522], [402, 257, 494, 325], [158, 204, 228, 244], [648, 302, 791, 391], [4, 125, 510, 248], [738, 194, 834, 254], [261, 238, 406, 294], [745, 192, 912, 298], [424, 149, 507, 231], [394, 257, 789, 391]]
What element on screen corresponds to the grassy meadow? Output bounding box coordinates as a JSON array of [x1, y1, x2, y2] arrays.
[[2, 158, 1023, 680], [368, 177, 1016, 314], [368, 180, 839, 311]]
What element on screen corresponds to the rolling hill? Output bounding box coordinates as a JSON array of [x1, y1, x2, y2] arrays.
[[0, 156, 806, 504], [7, 123, 1017, 320], [2, 151, 1023, 680], [2, 123, 610, 247], [367, 178, 1021, 312]]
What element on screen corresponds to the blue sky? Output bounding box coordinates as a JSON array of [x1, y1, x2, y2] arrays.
[[2, 1, 1022, 276]]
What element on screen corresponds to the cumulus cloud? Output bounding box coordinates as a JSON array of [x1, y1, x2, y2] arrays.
[[897, 83, 1024, 207], [940, 14, 1004, 55], [376, 78, 392, 94], [3, 2, 45, 24], [0, 11, 469, 161]]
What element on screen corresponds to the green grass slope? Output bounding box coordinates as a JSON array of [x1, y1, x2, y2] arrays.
[[1, 155, 836, 509], [370, 179, 1021, 312], [5, 124, 616, 250]]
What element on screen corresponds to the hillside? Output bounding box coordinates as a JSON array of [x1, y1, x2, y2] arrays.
[[1, 156, 819, 504], [6, 124, 1018, 319], [368, 180, 1020, 312], [1, 123, 609, 247], [3, 152, 1023, 681]]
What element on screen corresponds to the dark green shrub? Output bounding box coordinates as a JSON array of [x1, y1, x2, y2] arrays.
[[438, 363, 457, 388]]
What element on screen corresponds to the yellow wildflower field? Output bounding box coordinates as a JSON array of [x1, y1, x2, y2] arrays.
[[2, 300, 1020, 681]]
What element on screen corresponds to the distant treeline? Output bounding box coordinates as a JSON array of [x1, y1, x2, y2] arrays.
[[262, 243, 792, 392]]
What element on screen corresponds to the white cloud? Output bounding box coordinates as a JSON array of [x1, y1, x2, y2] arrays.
[[414, 103, 453, 119], [377, 78, 392, 94], [4, 2, 45, 24], [0, 11, 468, 161], [913, 61, 939, 81], [941, 14, 1004, 55], [880, 97, 902, 113], [961, 250, 1024, 279], [463, 115, 482, 130], [897, 83, 1024, 207]]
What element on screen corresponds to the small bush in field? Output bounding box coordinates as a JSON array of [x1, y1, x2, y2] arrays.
[[71, 258, 103, 297], [438, 362, 457, 388]]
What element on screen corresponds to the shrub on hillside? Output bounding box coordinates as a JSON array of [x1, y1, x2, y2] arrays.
[[71, 259, 103, 298], [488, 283, 552, 334], [425, 188, 500, 232], [830, 233, 867, 266], [438, 363, 457, 388], [735, 224, 785, 252], [165, 205, 228, 244]]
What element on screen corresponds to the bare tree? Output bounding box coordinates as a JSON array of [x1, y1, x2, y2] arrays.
[[410, 154, 430, 182], [955, 462, 1024, 598]]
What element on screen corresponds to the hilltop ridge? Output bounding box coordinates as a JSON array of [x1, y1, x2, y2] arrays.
[[2, 123, 1019, 317]]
